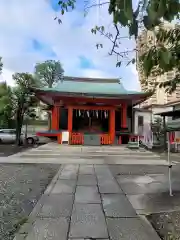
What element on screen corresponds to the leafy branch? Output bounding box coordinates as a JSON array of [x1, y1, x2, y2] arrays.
[[92, 25, 136, 66], [140, 26, 180, 92], [55, 0, 180, 93]]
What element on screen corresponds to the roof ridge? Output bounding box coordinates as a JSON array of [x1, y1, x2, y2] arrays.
[[62, 76, 120, 83]]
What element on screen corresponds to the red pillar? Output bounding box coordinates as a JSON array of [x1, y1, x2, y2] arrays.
[[121, 103, 127, 128], [109, 109, 115, 144], [68, 106, 73, 133], [51, 105, 59, 130]]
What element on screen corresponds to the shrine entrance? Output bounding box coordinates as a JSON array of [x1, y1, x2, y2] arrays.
[[72, 109, 109, 133]]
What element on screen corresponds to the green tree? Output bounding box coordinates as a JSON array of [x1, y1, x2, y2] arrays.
[[0, 82, 14, 128], [151, 117, 164, 142], [34, 60, 64, 129], [35, 60, 64, 88], [56, 0, 180, 92], [12, 73, 39, 145], [140, 25, 180, 93]]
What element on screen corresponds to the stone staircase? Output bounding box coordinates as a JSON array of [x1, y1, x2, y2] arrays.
[[3, 143, 167, 165]]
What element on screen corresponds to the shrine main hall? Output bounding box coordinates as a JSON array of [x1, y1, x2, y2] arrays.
[[32, 76, 150, 145]]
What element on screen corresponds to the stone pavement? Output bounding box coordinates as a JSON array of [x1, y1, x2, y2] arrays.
[[1, 143, 168, 165], [15, 164, 160, 240]]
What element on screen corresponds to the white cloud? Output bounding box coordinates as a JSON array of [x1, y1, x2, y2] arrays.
[[0, 68, 14, 86], [80, 69, 116, 79], [128, 64, 141, 91], [0, 0, 140, 90]]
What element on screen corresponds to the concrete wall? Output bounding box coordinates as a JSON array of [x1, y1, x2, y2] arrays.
[[134, 111, 152, 135]]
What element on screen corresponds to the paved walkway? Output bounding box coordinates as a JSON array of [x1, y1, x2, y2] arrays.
[[2, 143, 168, 165], [15, 164, 160, 240]]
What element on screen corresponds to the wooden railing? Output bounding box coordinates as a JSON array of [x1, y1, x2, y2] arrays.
[[70, 133, 112, 145], [70, 132, 84, 145], [100, 134, 112, 145]]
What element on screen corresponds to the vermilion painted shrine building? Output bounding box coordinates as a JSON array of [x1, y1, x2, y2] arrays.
[[33, 77, 151, 145]]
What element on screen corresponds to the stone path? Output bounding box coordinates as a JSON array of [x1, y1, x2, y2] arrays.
[[15, 164, 160, 240], [2, 143, 168, 165]]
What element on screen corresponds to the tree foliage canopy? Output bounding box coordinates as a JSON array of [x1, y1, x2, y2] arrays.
[[140, 24, 180, 93], [12, 73, 39, 144], [56, 0, 180, 92], [35, 60, 64, 88], [34, 60, 64, 130], [0, 82, 13, 128]]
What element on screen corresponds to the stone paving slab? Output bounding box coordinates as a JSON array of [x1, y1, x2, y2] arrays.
[[94, 165, 123, 193], [117, 174, 180, 195], [94, 165, 116, 182], [107, 218, 160, 240], [77, 174, 97, 185], [75, 186, 101, 203], [25, 217, 69, 240], [14, 234, 27, 240], [109, 165, 167, 176], [102, 194, 137, 217], [69, 204, 108, 239], [37, 194, 74, 218], [79, 165, 94, 174], [51, 179, 76, 194], [58, 165, 79, 180], [98, 179, 123, 194], [120, 181, 172, 195], [127, 192, 180, 214], [119, 181, 150, 195], [94, 165, 113, 175]]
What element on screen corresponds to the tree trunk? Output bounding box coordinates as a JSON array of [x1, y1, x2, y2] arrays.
[[16, 108, 23, 146], [25, 119, 28, 145]]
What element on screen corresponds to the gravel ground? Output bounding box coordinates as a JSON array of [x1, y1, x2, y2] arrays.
[[0, 163, 59, 240], [147, 212, 180, 240], [0, 144, 45, 157], [0, 144, 30, 157]]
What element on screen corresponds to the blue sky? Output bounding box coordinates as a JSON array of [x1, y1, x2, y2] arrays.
[[0, 0, 140, 90]]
